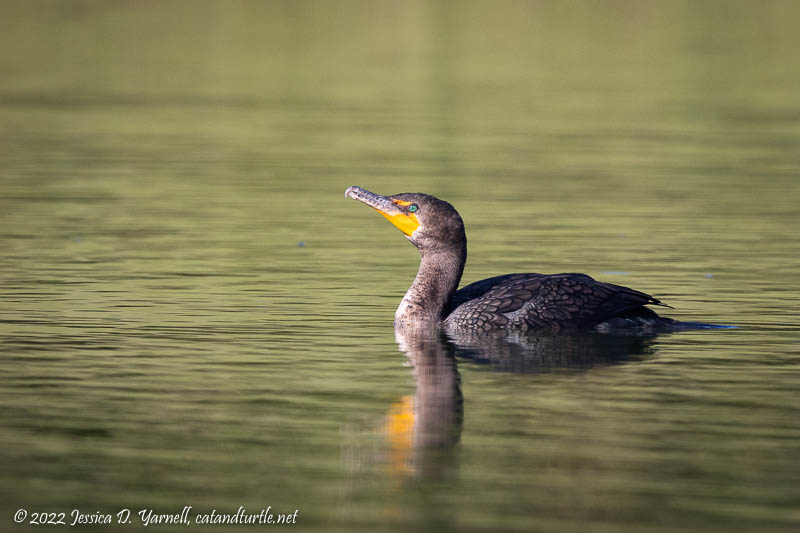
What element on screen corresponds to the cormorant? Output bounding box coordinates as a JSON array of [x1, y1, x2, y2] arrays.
[[345, 186, 678, 332]]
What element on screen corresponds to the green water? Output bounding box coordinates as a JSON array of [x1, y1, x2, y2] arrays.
[[1, 1, 799, 531]]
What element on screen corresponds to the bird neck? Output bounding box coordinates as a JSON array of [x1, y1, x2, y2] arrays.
[[395, 245, 466, 325]]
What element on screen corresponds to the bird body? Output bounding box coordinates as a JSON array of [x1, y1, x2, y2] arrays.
[[345, 186, 676, 332], [445, 272, 672, 332]]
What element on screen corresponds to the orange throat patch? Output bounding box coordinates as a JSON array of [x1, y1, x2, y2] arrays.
[[378, 200, 420, 236]]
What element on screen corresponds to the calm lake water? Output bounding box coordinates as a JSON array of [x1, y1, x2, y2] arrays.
[[1, 1, 799, 532]]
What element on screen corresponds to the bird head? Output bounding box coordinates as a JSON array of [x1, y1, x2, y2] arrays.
[[345, 186, 465, 252]]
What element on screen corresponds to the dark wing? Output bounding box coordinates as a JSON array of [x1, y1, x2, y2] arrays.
[[444, 273, 548, 331], [447, 273, 547, 311], [444, 273, 666, 332]]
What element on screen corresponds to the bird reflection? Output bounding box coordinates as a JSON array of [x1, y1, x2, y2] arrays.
[[386, 324, 659, 478], [446, 329, 657, 374], [385, 323, 463, 478]]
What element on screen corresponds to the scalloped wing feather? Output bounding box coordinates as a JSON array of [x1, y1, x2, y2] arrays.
[[444, 273, 664, 331]]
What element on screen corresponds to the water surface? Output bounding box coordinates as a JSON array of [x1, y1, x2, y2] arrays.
[[1, 1, 799, 532]]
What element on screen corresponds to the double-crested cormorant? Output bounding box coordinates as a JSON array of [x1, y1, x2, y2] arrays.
[[345, 186, 678, 332]]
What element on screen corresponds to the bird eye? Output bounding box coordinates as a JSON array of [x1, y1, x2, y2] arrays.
[[408, 204, 418, 213]]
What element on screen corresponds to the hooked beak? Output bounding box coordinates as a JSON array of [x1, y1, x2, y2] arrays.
[[345, 186, 420, 237]]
